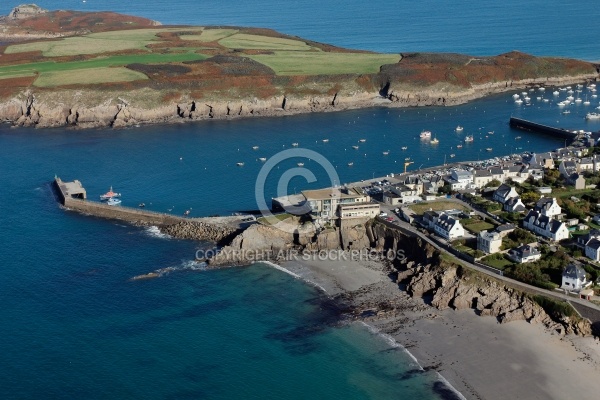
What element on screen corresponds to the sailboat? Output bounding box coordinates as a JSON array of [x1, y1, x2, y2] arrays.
[[430, 136, 439, 144]]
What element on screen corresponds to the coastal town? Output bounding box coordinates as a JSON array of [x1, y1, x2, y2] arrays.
[[272, 129, 600, 304]]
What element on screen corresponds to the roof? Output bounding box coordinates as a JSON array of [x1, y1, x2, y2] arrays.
[[474, 169, 492, 177], [435, 213, 460, 232], [302, 187, 364, 200], [479, 230, 501, 241], [494, 184, 514, 199], [513, 244, 540, 258], [497, 223, 516, 233], [535, 197, 556, 211], [580, 157, 593, 165], [586, 238, 600, 251], [490, 167, 504, 175], [452, 170, 472, 180], [563, 264, 587, 280], [505, 197, 526, 212], [525, 210, 566, 234]]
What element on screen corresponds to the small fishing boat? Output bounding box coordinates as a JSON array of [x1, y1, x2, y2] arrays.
[[352, 145, 359, 149], [258, 157, 267, 162], [512, 94, 520, 99], [456, 144, 463, 149], [183, 210, 190, 216], [430, 137, 439, 144], [455, 125, 464, 132], [382, 151, 390, 155], [404, 157, 410, 161], [297, 162, 305, 167], [236, 162, 244, 166], [586, 112, 600, 120], [486, 148, 493, 152], [401, 146, 408, 150], [515, 136, 522, 139], [347, 162, 354, 166], [252, 146, 259, 150], [450, 154, 456, 158], [138, 203, 145, 208], [107, 198, 121, 206], [322, 139, 329, 143], [358, 139, 366, 143], [419, 130, 432, 139], [100, 186, 121, 200], [562, 110, 571, 114], [553, 91, 560, 95], [514, 99, 523, 104], [539, 87, 545, 91], [464, 135, 474, 142], [292, 142, 299, 147]]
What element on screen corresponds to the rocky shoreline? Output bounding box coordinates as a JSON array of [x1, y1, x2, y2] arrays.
[[0, 72, 597, 130]]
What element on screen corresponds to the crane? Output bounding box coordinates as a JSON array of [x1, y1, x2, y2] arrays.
[[404, 161, 414, 173]]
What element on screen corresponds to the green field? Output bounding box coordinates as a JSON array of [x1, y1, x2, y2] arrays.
[[0, 52, 207, 83], [219, 33, 312, 51], [409, 201, 467, 215], [481, 255, 514, 270], [33, 67, 148, 87], [181, 28, 239, 42], [249, 51, 400, 75], [5, 28, 202, 57], [463, 221, 495, 234]]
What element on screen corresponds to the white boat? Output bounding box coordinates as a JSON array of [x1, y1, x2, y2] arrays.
[[539, 87, 545, 91], [512, 94, 520, 99], [450, 154, 455, 158], [405, 157, 411, 161], [107, 198, 121, 206], [543, 98, 550, 102], [586, 112, 600, 120], [515, 136, 522, 140], [584, 97, 591, 106], [553, 91, 560, 96], [486, 147, 493, 152], [358, 139, 366, 143], [252, 146, 259, 150], [592, 94, 598, 98], [236, 162, 244, 166], [514, 99, 523, 104], [401, 146, 408, 150], [588, 84, 596, 89], [352, 145, 359, 149], [419, 130, 432, 139], [455, 125, 464, 132], [456, 144, 463, 148], [292, 142, 299, 147], [297, 162, 305, 167], [100, 186, 121, 200], [524, 96, 531, 102], [347, 162, 354, 166], [568, 90, 574, 95], [430, 137, 439, 144], [322, 139, 329, 143], [382, 151, 390, 155], [258, 157, 267, 162], [521, 91, 528, 96], [464, 135, 474, 142], [575, 98, 582, 104], [562, 110, 571, 114]]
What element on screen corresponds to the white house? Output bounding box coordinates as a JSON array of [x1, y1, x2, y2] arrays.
[[522, 210, 570, 241], [585, 238, 600, 262], [477, 230, 502, 254], [534, 197, 561, 218], [559, 160, 578, 178], [508, 244, 541, 263], [493, 184, 519, 204], [503, 197, 527, 213], [447, 170, 473, 191], [473, 169, 494, 188], [579, 157, 594, 171], [433, 213, 465, 240], [561, 264, 591, 291]]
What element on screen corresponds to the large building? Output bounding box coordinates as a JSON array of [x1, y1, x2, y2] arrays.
[[302, 187, 370, 219], [522, 210, 570, 241], [477, 230, 502, 254]]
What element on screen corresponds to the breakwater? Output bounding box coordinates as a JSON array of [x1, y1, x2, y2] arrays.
[[53, 177, 249, 242], [509, 117, 579, 141]]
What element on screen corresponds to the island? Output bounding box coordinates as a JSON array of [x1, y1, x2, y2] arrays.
[[0, 4, 597, 129]]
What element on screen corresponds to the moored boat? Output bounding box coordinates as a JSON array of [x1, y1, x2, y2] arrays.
[[455, 125, 464, 132], [586, 112, 600, 120], [464, 135, 474, 142], [486, 147, 493, 151], [236, 162, 244, 166], [419, 130, 432, 139], [107, 198, 121, 206], [430, 137, 439, 144], [100, 186, 120, 200]]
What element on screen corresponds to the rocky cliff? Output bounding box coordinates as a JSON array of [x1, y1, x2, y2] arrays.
[[159, 220, 239, 245]]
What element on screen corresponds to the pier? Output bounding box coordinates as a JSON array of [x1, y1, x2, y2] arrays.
[[509, 117, 580, 141], [52, 178, 253, 239]]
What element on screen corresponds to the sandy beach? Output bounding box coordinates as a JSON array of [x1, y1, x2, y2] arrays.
[[280, 256, 600, 400]]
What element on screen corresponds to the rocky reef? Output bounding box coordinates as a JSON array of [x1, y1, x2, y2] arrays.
[[159, 220, 240, 245]]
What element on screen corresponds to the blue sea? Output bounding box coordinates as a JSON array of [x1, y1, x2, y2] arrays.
[[1, 1, 600, 399]]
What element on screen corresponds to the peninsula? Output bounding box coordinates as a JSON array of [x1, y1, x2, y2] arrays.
[[0, 4, 598, 129]]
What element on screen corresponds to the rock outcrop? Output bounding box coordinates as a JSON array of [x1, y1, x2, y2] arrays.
[[397, 261, 592, 336], [8, 4, 47, 19]]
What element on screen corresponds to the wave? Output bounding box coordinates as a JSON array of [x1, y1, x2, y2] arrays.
[[358, 321, 466, 400], [129, 259, 207, 281], [259, 261, 329, 294], [144, 225, 172, 239]]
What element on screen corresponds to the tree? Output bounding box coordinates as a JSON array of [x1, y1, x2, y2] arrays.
[[521, 191, 541, 203], [485, 179, 502, 188], [543, 169, 560, 186]]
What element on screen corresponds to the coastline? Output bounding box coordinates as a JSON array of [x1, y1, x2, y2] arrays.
[[0, 73, 597, 130], [273, 256, 600, 400]]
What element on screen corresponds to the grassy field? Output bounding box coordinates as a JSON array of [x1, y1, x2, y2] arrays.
[[409, 201, 468, 215], [249, 51, 400, 75], [463, 221, 495, 234], [481, 255, 514, 270], [34, 67, 148, 87], [4, 28, 201, 57], [219, 33, 312, 51], [181, 28, 239, 42], [0, 52, 207, 82]]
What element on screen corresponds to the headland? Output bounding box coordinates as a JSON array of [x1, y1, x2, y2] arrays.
[[0, 4, 598, 129]]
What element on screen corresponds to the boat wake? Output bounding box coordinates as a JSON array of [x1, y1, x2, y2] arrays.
[[143, 225, 172, 239]]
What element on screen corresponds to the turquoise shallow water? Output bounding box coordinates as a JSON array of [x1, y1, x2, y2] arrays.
[[1, 1, 599, 398]]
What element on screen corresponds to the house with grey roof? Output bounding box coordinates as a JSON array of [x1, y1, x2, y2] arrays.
[[522, 210, 570, 241], [477, 230, 502, 254], [446, 170, 473, 191], [472, 169, 494, 188], [534, 197, 561, 218], [559, 160, 578, 179], [527, 152, 554, 169], [489, 167, 504, 182], [508, 244, 541, 263], [561, 264, 591, 291], [493, 184, 519, 204], [504, 196, 527, 213], [579, 157, 594, 171], [433, 213, 465, 240], [585, 238, 600, 261]]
